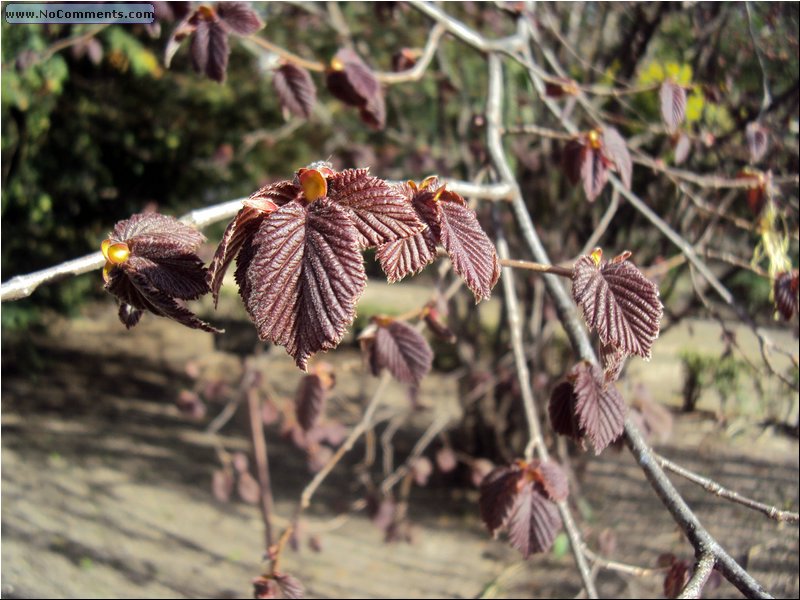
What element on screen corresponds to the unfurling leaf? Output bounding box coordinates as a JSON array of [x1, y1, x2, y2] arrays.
[[581, 145, 608, 203], [660, 80, 687, 134], [365, 318, 433, 387], [236, 199, 366, 370], [548, 381, 582, 441], [570, 361, 626, 453], [506, 480, 562, 558], [103, 213, 220, 332], [745, 122, 769, 164], [326, 48, 386, 129], [191, 18, 229, 82], [535, 460, 569, 502], [572, 249, 663, 360], [774, 271, 799, 321], [273, 63, 317, 119]]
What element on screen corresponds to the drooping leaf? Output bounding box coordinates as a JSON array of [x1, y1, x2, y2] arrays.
[[774, 271, 799, 320], [326, 169, 423, 248], [570, 361, 626, 453], [113, 212, 206, 253], [212, 468, 234, 503], [273, 63, 317, 119], [561, 139, 584, 185], [218, 2, 264, 36], [127, 255, 208, 300], [326, 48, 386, 129], [188, 16, 230, 83], [368, 319, 433, 386], [580, 146, 608, 202], [572, 250, 663, 359], [478, 464, 523, 536], [601, 127, 632, 190], [663, 558, 691, 598], [295, 373, 326, 431], [506, 481, 562, 558], [376, 230, 438, 282], [660, 80, 687, 134], [548, 381, 581, 441], [237, 199, 367, 370], [745, 122, 769, 164], [422, 300, 456, 342], [438, 193, 501, 302]]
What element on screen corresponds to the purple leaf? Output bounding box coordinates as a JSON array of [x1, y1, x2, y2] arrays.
[[580, 146, 608, 202], [237, 470, 261, 504], [674, 132, 691, 165], [237, 199, 367, 370], [368, 319, 433, 386], [479, 464, 523, 536], [375, 230, 438, 282], [295, 374, 327, 431], [273, 63, 317, 119], [562, 139, 584, 185], [275, 573, 305, 600], [438, 192, 501, 302], [326, 48, 386, 129], [435, 447, 458, 473], [548, 381, 581, 440], [326, 169, 423, 248], [533, 460, 569, 502], [506, 481, 562, 558], [572, 250, 663, 359], [601, 127, 632, 190], [218, 2, 264, 36], [660, 80, 687, 134], [212, 468, 234, 502], [570, 361, 626, 453]]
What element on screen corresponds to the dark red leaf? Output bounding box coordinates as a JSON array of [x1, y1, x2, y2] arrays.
[[506, 481, 562, 558], [273, 63, 317, 119], [479, 464, 523, 536], [118, 304, 143, 329], [660, 80, 687, 134], [253, 576, 279, 599], [326, 48, 386, 130], [745, 122, 769, 163], [275, 573, 305, 600], [562, 139, 584, 185], [438, 194, 501, 302], [533, 460, 569, 502], [295, 374, 327, 431], [570, 361, 626, 453], [422, 301, 456, 342], [471, 458, 495, 487], [237, 199, 367, 370], [368, 319, 433, 386], [572, 250, 663, 359], [326, 169, 423, 248], [127, 254, 208, 300], [218, 2, 263, 36], [581, 145, 608, 202], [113, 212, 206, 253], [774, 271, 799, 320], [237, 470, 261, 504], [601, 127, 632, 189], [548, 381, 581, 440]]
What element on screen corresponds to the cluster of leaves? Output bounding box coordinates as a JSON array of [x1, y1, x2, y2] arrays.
[[164, 2, 264, 82], [547, 248, 663, 453], [562, 127, 632, 202], [478, 459, 568, 557]]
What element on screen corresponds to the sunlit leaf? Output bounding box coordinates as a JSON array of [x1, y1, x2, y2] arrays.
[[572, 249, 663, 359], [479, 464, 523, 536], [367, 319, 433, 386], [580, 146, 608, 202], [506, 480, 562, 558], [601, 127, 632, 190], [237, 199, 366, 370], [570, 361, 626, 453]]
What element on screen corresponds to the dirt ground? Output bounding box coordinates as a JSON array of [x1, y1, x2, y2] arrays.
[[2, 283, 798, 599]]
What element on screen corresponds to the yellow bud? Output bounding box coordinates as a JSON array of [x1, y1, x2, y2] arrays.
[[101, 238, 112, 260], [590, 247, 603, 266], [298, 168, 328, 203], [587, 129, 602, 149], [106, 242, 131, 265]]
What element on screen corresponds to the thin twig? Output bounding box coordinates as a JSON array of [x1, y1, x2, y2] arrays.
[[247, 374, 275, 552], [498, 258, 573, 278], [654, 452, 800, 524], [677, 551, 717, 599]]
